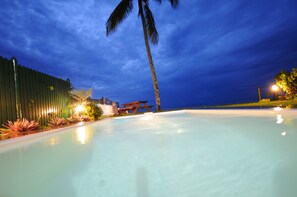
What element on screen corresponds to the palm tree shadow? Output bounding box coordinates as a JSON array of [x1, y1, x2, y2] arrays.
[[136, 167, 150, 197]]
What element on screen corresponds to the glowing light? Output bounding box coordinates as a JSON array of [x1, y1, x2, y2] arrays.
[[273, 107, 283, 111], [77, 122, 84, 126], [281, 131, 287, 136], [48, 108, 55, 113], [140, 112, 154, 121], [76, 127, 87, 144], [276, 114, 284, 124], [177, 129, 184, 134], [271, 85, 279, 92], [43, 108, 56, 116], [75, 105, 84, 113], [44, 137, 59, 146]]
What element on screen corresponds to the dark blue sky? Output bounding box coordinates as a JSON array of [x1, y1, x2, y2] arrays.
[[0, 0, 296, 109]]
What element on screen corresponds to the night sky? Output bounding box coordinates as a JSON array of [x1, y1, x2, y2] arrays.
[[0, 0, 296, 109]]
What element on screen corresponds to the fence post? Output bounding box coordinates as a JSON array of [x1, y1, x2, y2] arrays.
[[12, 57, 22, 119]]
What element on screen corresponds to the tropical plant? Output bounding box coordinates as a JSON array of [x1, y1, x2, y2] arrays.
[[0, 129, 6, 140], [0, 131, 10, 140], [85, 102, 103, 120], [69, 89, 93, 103], [81, 115, 91, 122], [275, 68, 297, 99], [106, 0, 179, 112], [67, 115, 82, 123], [2, 119, 40, 137], [69, 88, 93, 115], [48, 117, 68, 127]]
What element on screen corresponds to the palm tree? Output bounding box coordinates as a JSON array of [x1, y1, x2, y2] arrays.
[[106, 0, 179, 112]]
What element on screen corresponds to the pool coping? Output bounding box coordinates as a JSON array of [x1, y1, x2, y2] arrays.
[[0, 119, 109, 147], [1, 108, 296, 147]]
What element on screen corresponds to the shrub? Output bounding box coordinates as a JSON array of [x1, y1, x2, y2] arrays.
[[85, 103, 103, 120], [81, 115, 91, 122], [0, 131, 10, 140], [69, 89, 93, 103], [48, 117, 68, 127], [67, 115, 82, 123], [2, 119, 40, 137], [275, 68, 297, 99]]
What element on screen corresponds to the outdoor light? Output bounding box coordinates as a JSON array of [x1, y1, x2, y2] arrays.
[[271, 85, 279, 92], [140, 112, 154, 121], [273, 107, 283, 111], [75, 104, 84, 113], [271, 85, 280, 100]]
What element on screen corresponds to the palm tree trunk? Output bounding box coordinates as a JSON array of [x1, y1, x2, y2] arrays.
[[138, 0, 161, 112]]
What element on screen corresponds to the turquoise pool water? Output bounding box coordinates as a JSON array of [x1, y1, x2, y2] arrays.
[[0, 109, 297, 197]]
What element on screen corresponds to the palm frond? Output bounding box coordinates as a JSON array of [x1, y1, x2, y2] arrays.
[[168, 0, 178, 8], [106, 0, 133, 36], [144, 3, 159, 44]]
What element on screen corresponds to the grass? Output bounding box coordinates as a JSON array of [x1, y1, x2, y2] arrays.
[[214, 99, 297, 108]]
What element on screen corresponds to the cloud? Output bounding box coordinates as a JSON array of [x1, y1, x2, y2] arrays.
[[0, 0, 297, 108]]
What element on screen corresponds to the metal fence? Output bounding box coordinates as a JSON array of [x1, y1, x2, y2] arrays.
[[0, 56, 71, 125]]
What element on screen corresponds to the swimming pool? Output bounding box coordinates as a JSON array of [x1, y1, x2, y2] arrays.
[[0, 109, 296, 197]]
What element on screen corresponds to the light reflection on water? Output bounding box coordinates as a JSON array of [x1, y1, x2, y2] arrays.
[[75, 126, 93, 145], [276, 114, 284, 124], [76, 127, 87, 144], [43, 137, 60, 147]]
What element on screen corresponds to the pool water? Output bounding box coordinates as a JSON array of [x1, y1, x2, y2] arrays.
[[0, 110, 297, 197]]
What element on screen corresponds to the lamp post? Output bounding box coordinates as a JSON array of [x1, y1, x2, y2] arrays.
[[271, 85, 279, 100], [257, 87, 262, 101]]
